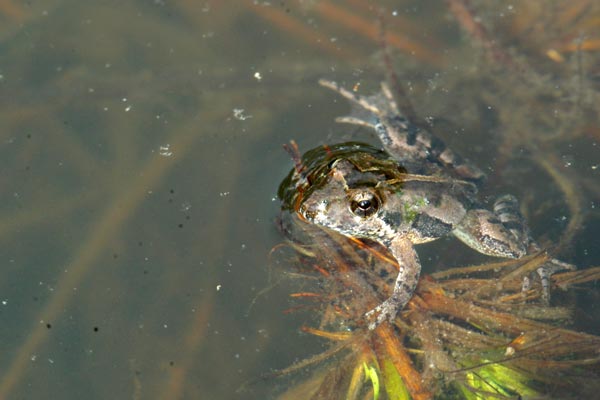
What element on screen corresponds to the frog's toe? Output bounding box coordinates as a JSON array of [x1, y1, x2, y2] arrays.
[[539, 259, 577, 303], [522, 258, 576, 303], [546, 258, 576, 272]]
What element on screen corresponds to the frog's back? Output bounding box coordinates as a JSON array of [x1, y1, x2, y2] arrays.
[[382, 177, 477, 243]]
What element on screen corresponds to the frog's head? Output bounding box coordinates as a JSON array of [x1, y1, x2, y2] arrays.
[[278, 142, 407, 244], [298, 157, 403, 244]]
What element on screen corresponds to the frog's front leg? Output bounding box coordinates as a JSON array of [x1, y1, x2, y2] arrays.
[[365, 236, 420, 330]]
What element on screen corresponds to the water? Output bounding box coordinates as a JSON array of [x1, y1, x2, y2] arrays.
[[0, 1, 598, 399]]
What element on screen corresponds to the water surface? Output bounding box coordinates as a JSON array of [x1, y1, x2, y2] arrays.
[[0, 1, 598, 399]]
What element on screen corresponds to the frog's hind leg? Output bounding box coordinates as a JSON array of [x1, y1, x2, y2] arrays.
[[495, 195, 577, 301], [493, 194, 532, 249], [319, 79, 485, 181], [455, 195, 575, 302], [453, 199, 546, 298], [452, 198, 529, 260], [453, 194, 551, 259]]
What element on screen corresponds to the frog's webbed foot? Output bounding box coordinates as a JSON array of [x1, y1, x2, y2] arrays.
[[454, 194, 576, 302], [318, 79, 410, 140], [364, 237, 421, 330]]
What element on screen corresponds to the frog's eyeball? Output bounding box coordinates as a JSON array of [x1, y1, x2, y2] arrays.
[[349, 190, 380, 218]]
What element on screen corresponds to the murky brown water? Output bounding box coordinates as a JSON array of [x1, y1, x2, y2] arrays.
[[0, 1, 598, 399]]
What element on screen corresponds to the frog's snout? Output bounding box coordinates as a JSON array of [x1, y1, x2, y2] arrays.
[[299, 198, 330, 223]]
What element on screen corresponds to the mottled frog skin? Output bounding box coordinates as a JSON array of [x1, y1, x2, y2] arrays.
[[280, 80, 570, 329]]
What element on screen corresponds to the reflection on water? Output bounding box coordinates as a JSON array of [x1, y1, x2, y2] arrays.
[[0, 1, 598, 399]]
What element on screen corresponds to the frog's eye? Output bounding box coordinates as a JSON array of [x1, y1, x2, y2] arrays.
[[349, 190, 380, 218]]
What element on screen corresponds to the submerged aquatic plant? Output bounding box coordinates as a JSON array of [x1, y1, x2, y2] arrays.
[[270, 210, 600, 399]]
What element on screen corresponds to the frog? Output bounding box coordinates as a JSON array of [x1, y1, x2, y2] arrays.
[[284, 79, 572, 330]]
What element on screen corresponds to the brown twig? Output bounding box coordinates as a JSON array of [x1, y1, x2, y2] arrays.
[[533, 152, 583, 253], [314, 1, 442, 65], [282, 140, 304, 174], [245, 1, 358, 60], [445, 0, 518, 69], [0, 110, 213, 399], [159, 294, 213, 400], [372, 323, 433, 400], [377, 9, 421, 126]]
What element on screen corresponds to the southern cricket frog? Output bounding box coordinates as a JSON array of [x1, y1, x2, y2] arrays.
[[279, 80, 571, 329]]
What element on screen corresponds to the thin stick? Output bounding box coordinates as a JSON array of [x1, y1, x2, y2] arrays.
[[377, 9, 420, 125]]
